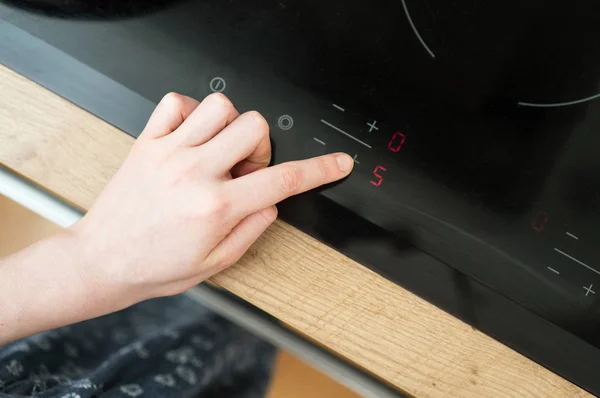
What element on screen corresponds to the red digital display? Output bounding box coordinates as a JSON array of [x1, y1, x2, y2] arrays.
[[370, 165, 387, 187], [531, 211, 548, 232], [388, 132, 406, 153]]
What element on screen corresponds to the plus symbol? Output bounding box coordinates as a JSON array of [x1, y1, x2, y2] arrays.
[[584, 284, 596, 296], [366, 120, 379, 132]]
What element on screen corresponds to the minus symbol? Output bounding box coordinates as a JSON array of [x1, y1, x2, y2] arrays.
[[547, 266, 560, 275], [566, 232, 579, 240], [313, 137, 326, 145], [332, 104, 345, 112]]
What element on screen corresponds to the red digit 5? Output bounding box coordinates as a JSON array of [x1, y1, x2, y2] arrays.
[[370, 165, 387, 187]]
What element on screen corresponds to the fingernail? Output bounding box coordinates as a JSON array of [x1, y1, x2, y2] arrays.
[[336, 154, 354, 173]]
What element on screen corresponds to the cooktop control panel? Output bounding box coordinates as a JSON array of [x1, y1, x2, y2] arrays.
[[2, 0, 600, 393]]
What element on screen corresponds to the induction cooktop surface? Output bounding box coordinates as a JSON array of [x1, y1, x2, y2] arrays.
[[2, 0, 600, 393]]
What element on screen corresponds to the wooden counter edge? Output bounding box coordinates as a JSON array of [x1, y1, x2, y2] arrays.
[[0, 65, 591, 398]]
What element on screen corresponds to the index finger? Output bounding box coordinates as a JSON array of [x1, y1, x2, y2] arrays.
[[225, 152, 354, 219]]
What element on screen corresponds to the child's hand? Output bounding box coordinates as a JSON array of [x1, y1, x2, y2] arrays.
[[73, 93, 354, 305]]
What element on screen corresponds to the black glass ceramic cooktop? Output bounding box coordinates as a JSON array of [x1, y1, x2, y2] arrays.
[[2, 0, 600, 393]]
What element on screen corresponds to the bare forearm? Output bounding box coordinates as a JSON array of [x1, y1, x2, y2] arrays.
[[0, 230, 122, 345], [0, 92, 351, 346]]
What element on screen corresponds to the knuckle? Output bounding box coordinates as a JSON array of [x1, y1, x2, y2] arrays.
[[316, 156, 335, 180], [279, 166, 303, 194], [199, 191, 230, 218]]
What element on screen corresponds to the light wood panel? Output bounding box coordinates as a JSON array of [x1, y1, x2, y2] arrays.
[[0, 195, 60, 256], [0, 64, 591, 398], [0, 196, 359, 398], [267, 351, 360, 398]]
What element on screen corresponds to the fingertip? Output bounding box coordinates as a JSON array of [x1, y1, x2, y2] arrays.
[[248, 110, 265, 124], [140, 92, 200, 140], [259, 205, 278, 224], [173, 92, 239, 147], [206, 92, 229, 104], [335, 153, 354, 174]]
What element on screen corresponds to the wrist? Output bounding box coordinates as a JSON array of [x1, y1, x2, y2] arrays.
[[0, 229, 120, 343], [33, 230, 115, 325], [69, 220, 152, 312]]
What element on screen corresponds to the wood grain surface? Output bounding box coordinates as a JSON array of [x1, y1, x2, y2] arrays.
[[0, 64, 592, 398], [0, 196, 357, 398]]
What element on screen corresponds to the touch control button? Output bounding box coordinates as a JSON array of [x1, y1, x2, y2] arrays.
[[277, 115, 294, 131], [209, 77, 226, 93]]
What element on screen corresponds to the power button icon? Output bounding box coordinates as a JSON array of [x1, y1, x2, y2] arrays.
[[209, 77, 226, 93]]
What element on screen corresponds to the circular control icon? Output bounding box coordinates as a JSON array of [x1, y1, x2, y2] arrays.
[[209, 77, 226, 93], [277, 115, 294, 130]]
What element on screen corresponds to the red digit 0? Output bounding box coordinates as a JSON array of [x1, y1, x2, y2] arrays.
[[531, 211, 549, 232], [370, 165, 387, 187], [388, 132, 406, 153]]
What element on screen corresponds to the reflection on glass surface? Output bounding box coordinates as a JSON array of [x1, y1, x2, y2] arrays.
[[0, 0, 184, 19]]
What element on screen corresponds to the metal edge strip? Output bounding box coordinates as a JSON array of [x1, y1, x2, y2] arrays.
[[0, 18, 155, 137]]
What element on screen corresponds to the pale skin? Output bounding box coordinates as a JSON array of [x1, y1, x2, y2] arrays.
[[0, 92, 354, 345]]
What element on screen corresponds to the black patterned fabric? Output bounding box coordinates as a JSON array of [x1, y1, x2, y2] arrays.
[[0, 294, 276, 397]]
